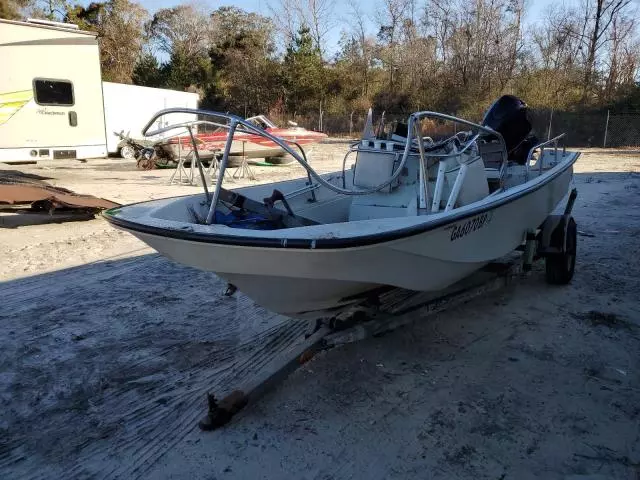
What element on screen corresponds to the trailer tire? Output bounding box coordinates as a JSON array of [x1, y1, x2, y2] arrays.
[[226, 156, 244, 168], [265, 155, 294, 165], [545, 217, 577, 285]]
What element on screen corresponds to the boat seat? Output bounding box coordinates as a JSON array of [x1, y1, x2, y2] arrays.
[[348, 187, 418, 221], [478, 140, 504, 169], [485, 168, 501, 180], [479, 141, 504, 193], [485, 168, 501, 193], [352, 146, 399, 192], [435, 156, 490, 209]]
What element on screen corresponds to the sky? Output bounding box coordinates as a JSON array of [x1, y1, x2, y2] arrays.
[[78, 0, 558, 56]]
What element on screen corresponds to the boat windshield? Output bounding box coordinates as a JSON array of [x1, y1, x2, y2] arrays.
[[245, 115, 277, 130]]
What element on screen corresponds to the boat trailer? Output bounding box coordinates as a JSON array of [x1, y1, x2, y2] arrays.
[[198, 189, 579, 431]]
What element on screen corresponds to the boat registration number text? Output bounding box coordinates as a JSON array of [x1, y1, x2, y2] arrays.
[[448, 212, 493, 241]]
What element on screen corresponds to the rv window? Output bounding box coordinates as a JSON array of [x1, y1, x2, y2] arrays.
[[33, 79, 74, 106]]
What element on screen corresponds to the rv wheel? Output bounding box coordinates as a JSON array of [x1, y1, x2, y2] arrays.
[[545, 217, 577, 285], [120, 145, 136, 159]]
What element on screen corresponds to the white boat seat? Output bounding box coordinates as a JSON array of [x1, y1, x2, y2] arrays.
[[485, 168, 501, 180], [352, 147, 399, 192], [484, 167, 502, 193], [348, 187, 418, 221], [446, 156, 490, 207], [478, 140, 504, 170]]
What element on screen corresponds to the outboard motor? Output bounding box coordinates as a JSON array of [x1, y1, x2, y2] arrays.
[[482, 95, 538, 164]]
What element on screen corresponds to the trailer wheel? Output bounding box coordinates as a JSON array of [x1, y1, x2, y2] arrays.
[[120, 145, 136, 159], [226, 156, 244, 168], [545, 217, 577, 285], [265, 155, 294, 165]]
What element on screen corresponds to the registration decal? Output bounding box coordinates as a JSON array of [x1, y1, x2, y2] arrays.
[[447, 212, 493, 241]]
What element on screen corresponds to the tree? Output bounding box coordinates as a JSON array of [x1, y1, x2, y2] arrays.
[[581, 0, 633, 99], [148, 4, 211, 60], [132, 53, 165, 88], [23, 0, 68, 20], [208, 7, 281, 115], [283, 25, 325, 114], [10, 0, 637, 123], [268, 0, 335, 57], [525, 0, 639, 108], [602, 14, 639, 101], [0, 0, 30, 19], [342, 1, 375, 98], [145, 4, 214, 94], [163, 51, 213, 92], [417, 0, 528, 115], [333, 34, 370, 107], [66, 0, 148, 84], [375, 0, 412, 88]]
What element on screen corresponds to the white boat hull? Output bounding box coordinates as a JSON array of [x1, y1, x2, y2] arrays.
[[115, 160, 575, 318]]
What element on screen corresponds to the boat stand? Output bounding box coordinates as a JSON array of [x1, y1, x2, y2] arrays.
[[226, 141, 256, 181], [168, 151, 197, 185], [206, 155, 234, 183], [168, 137, 197, 186], [205, 155, 256, 182], [231, 156, 256, 180], [198, 252, 527, 431]]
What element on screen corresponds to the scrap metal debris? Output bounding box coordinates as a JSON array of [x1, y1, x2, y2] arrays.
[[1, 170, 119, 213]]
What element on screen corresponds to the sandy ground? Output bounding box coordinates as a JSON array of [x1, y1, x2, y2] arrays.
[[0, 145, 639, 479]]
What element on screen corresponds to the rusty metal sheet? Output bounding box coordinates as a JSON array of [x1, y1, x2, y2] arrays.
[[0, 170, 119, 211]]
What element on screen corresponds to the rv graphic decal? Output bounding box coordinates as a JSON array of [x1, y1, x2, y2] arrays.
[[0, 90, 33, 126]]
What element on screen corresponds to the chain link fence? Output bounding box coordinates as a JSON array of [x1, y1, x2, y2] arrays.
[[530, 109, 640, 148], [604, 113, 640, 148], [292, 110, 640, 148]]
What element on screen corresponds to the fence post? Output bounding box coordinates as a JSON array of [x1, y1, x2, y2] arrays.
[[603, 110, 610, 148], [547, 108, 553, 141], [349, 111, 354, 137]]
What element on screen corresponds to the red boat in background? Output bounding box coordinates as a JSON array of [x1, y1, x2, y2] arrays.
[[161, 115, 327, 163]]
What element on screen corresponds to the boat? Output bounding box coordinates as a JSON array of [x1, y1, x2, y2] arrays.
[[159, 114, 327, 164], [104, 96, 580, 319]]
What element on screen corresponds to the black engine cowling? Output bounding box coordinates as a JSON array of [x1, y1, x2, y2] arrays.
[[482, 95, 537, 164]]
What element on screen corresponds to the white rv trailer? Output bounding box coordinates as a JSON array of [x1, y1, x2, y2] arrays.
[[0, 18, 200, 163], [0, 18, 107, 162], [102, 82, 199, 157]]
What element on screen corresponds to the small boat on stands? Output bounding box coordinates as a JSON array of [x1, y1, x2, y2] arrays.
[[104, 96, 580, 319], [160, 114, 327, 164]]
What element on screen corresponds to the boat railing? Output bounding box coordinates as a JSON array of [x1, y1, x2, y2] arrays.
[[407, 111, 508, 212], [142, 108, 422, 224], [141, 108, 509, 224], [342, 111, 508, 212], [525, 133, 566, 181]]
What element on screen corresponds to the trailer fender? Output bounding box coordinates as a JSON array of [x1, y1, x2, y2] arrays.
[[538, 214, 576, 256]]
